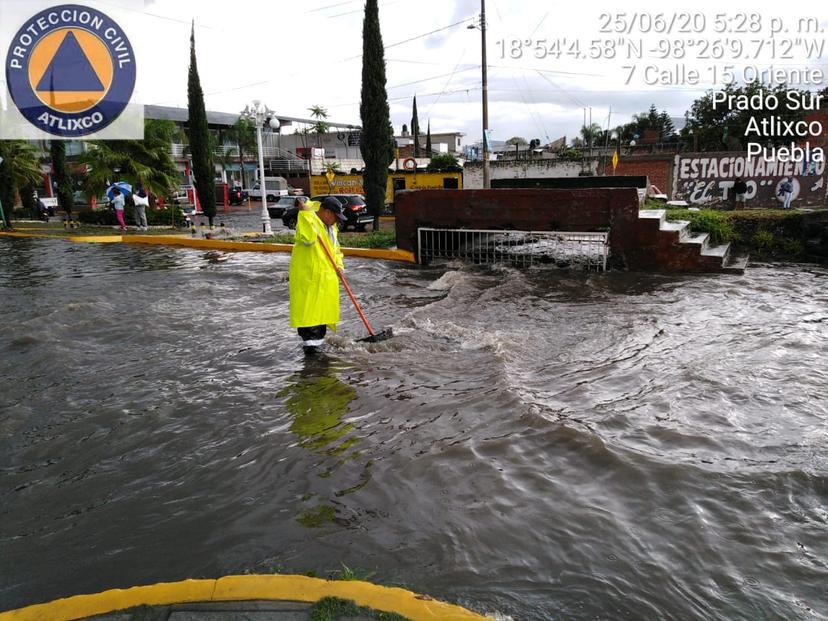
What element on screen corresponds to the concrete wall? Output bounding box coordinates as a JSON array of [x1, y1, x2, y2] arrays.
[[463, 159, 597, 189], [672, 151, 828, 208]]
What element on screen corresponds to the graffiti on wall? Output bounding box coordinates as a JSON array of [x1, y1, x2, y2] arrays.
[[673, 152, 827, 207]]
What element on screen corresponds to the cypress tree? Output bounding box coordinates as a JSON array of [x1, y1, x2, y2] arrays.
[[187, 22, 216, 225], [425, 120, 432, 157], [50, 140, 74, 220], [410, 95, 420, 157], [360, 0, 395, 230]]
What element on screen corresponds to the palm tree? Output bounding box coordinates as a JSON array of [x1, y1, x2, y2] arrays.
[[0, 141, 44, 222], [226, 117, 256, 187], [79, 120, 179, 200], [308, 105, 330, 148]]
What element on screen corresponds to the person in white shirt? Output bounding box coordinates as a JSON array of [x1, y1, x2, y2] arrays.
[[132, 187, 149, 230]]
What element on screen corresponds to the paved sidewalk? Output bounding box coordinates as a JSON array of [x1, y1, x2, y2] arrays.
[[88, 600, 317, 620]]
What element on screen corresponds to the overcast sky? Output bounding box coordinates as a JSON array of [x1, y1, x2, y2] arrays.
[[4, 0, 827, 145]]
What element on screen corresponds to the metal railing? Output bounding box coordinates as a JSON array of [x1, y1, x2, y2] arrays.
[[417, 228, 609, 270], [266, 159, 310, 173]]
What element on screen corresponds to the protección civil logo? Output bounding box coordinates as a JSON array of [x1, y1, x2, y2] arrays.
[[4, 4, 137, 138]]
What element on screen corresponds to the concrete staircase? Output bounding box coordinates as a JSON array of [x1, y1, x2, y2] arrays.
[[636, 210, 748, 273]]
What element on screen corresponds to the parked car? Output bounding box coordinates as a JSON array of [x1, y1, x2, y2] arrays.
[[279, 197, 309, 228], [72, 191, 111, 208], [310, 194, 374, 231], [246, 176, 289, 202], [267, 195, 301, 219], [171, 188, 191, 204]]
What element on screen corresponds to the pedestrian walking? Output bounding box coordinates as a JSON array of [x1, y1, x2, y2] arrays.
[[111, 188, 127, 230], [132, 186, 149, 230]]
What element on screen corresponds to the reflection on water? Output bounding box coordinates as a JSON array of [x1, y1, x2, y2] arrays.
[[281, 356, 357, 455], [1, 239, 827, 621]]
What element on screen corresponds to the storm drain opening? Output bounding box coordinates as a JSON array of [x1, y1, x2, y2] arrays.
[[417, 228, 609, 271]]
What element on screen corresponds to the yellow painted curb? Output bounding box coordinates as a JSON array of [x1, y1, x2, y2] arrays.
[[0, 575, 488, 621], [0, 579, 214, 621], [1, 231, 415, 263], [123, 235, 416, 263], [69, 236, 124, 243]]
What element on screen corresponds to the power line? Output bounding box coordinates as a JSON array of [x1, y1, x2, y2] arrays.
[[427, 51, 467, 118], [342, 17, 474, 61], [388, 66, 478, 90]]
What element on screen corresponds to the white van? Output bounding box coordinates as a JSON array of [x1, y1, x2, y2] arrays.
[[246, 176, 288, 201]]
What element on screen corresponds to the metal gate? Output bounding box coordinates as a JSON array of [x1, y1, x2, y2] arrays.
[[417, 228, 609, 271]]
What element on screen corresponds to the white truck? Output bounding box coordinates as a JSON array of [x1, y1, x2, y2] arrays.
[[246, 176, 289, 201]]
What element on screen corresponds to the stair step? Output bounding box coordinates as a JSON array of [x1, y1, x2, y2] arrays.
[[724, 255, 749, 272], [701, 243, 730, 258], [639, 209, 666, 222], [661, 220, 690, 233], [681, 232, 709, 249]]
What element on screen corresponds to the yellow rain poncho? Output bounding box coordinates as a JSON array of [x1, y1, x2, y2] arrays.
[[289, 205, 344, 331]]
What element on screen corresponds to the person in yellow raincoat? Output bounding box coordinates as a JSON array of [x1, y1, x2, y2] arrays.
[[289, 196, 347, 354]]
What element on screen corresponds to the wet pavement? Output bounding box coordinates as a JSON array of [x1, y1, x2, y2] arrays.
[[2, 236, 827, 621]]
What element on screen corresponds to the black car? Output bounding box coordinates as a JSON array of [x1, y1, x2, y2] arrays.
[[283, 195, 373, 231], [268, 195, 303, 220], [311, 194, 374, 231]]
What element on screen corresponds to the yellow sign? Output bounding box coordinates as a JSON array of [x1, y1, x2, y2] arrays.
[[612, 150, 619, 171]]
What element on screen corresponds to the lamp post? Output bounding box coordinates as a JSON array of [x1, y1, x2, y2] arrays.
[[242, 100, 279, 235], [468, 2, 490, 188]]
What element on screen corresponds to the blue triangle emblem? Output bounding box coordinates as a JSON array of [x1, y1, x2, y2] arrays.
[[36, 31, 104, 92]]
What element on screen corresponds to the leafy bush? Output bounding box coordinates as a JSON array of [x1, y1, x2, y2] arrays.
[[425, 153, 460, 172], [665, 209, 808, 260], [687, 211, 734, 245]]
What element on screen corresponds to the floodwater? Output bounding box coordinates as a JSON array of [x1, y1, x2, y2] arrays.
[[1, 238, 826, 621]]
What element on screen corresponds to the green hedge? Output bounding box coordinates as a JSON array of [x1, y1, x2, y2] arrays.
[[664, 209, 808, 260], [76, 206, 185, 227]]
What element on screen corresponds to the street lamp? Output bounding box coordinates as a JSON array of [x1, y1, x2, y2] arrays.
[[241, 100, 278, 235], [468, 1, 490, 189]]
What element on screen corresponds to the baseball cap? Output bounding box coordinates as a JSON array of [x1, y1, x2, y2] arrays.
[[320, 196, 347, 223]]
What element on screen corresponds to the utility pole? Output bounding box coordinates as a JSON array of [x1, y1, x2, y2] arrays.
[[481, 0, 490, 189]]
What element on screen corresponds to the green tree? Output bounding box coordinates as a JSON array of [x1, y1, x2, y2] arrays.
[[425, 153, 460, 172], [226, 117, 256, 187], [0, 140, 43, 224], [79, 120, 179, 200], [187, 22, 216, 225], [50, 140, 74, 219], [359, 0, 395, 230], [505, 136, 528, 158], [410, 95, 420, 157], [579, 124, 602, 149], [309, 105, 330, 148], [425, 120, 432, 157]]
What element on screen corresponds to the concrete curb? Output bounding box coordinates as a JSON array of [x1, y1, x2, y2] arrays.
[[0, 231, 416, 263], [0, 575, 488, 621]]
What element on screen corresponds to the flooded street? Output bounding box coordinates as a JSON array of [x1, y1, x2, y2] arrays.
[[1, 237, 826, 620]]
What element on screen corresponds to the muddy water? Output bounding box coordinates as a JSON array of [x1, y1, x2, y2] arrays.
[[1, 238, 826, 620]]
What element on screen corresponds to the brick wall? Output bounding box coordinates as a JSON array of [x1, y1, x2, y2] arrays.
[[602, 156, 673, 195], [395, 188, 640, 264]]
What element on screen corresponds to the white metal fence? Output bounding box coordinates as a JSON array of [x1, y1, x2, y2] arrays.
[[417, 228, 609, 271]]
